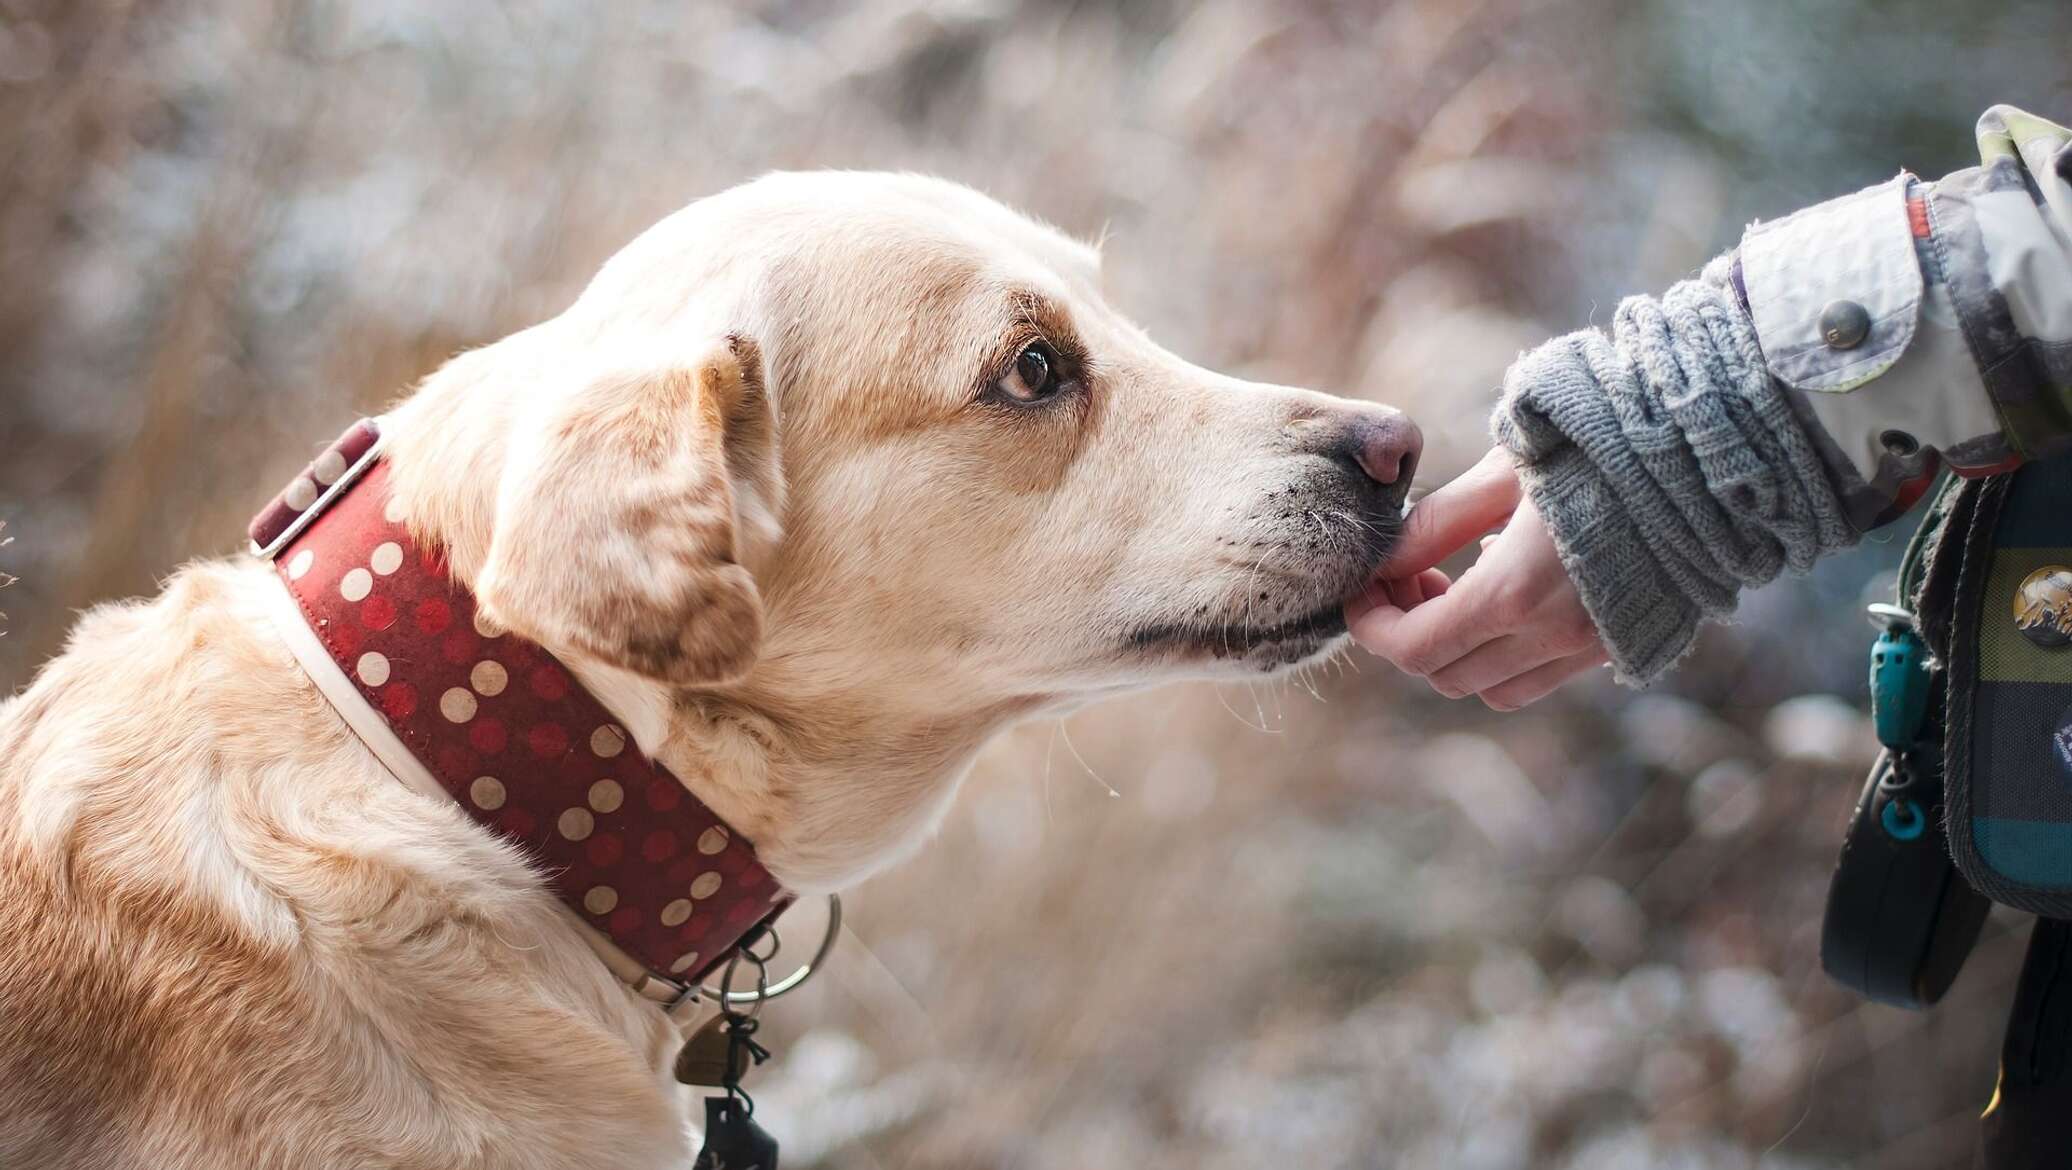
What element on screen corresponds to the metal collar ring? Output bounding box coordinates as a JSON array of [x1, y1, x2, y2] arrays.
[[702, 894, 842, 1007]]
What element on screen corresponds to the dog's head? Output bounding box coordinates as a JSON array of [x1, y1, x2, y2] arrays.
[[386, 172, 1417, 881]]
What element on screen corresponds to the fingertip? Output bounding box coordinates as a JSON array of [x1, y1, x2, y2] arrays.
[[1346, 580, 1395, 624], [1344, 591, 1373, 625], [1346, 602, 1403, 651], [1389, 569, 1449, 609]]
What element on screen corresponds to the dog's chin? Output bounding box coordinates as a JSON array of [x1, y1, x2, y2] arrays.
[[1122, 517, 1397, 674], [1123, 599, 1352, 673]]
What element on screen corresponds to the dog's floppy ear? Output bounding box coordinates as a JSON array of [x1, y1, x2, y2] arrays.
[[474, 335, 781, 686]]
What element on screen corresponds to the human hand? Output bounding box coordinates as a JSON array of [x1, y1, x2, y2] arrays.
[[1347, 447, 1608, 709]]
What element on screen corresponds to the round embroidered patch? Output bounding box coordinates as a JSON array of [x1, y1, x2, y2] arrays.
[[2056, 706, 2072, 778], [2015, 566, 2072, 648]]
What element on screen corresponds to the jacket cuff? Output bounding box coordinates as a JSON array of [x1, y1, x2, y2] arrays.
[[1740, 174, 2012, 492], [1742, 173, 1921, 393]]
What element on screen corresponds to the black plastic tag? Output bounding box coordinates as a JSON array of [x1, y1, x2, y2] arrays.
[[695, 1095, 778, 1170]]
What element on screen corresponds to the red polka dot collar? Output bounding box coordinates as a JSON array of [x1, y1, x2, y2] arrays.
[[250, 420, 788, 1010]]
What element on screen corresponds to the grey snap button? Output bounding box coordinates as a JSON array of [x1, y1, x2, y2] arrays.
[[1820, 299, 1871, 350], [1880, 429, 1919, 457]]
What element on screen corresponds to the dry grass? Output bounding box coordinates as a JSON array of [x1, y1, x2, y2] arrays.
[[0, 521, 14, 635], [4, 1, 2070, 1166]]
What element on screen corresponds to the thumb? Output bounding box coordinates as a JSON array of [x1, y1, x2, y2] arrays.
[[1382, 447, 1523, 576]]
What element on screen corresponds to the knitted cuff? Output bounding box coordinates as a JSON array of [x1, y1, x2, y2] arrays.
[[1515, 443, 1704, 684], [1492, 258, 1858, 686]]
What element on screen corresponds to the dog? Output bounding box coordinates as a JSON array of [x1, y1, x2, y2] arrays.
[[0, 171, 1419, 1169]]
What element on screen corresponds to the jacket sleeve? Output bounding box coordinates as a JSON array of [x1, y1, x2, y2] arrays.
[[1738, 105, 2072, 530], [1487, 106, 2072, 685]]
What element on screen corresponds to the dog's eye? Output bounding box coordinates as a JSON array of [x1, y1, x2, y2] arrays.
[[995, 342, 1063, 403]]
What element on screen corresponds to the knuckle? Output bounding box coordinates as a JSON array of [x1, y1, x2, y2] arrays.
[[1483, 586, 1529, 626]]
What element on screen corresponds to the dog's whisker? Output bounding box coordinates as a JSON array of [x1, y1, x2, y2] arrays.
[[1041, 720, 1060, 827], [1056, 718, 1119, 799]]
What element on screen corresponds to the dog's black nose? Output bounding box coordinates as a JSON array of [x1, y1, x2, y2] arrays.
[[1335, 408, 1422, 510]]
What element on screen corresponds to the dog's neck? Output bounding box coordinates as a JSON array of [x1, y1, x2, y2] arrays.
[[378, 380, 1051, 894], [571, 654, 1043, 893]]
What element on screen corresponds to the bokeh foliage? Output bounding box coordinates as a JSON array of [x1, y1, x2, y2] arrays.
[[3, 1, 2068, 1166]]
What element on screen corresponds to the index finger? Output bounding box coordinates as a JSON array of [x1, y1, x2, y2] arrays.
[[1384, 447, 1523, 577]]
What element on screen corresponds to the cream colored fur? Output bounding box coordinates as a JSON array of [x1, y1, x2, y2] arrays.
[[0, 172, 1410, 1169]]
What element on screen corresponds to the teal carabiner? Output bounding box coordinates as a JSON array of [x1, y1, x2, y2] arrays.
[[1868, 604, 1932, 751]]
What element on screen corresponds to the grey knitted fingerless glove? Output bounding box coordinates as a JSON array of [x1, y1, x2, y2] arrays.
[[1491, 255, 1858, 684]]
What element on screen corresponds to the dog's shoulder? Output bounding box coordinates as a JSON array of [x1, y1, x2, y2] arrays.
[[0, 561, 689, 1169]]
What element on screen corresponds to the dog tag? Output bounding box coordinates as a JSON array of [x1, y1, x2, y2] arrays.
[[674, 1016, 748, 1087], [695, 1095, 779, 1170]]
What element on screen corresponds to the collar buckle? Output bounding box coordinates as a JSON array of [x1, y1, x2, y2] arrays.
[[632, 971, 703, 1021]]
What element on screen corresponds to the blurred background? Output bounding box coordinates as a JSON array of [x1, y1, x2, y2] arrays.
[[3, 1, 2070, 1165]]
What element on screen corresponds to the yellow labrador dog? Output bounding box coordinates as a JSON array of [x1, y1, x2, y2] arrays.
[[0, 172, 1417, 1169]]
